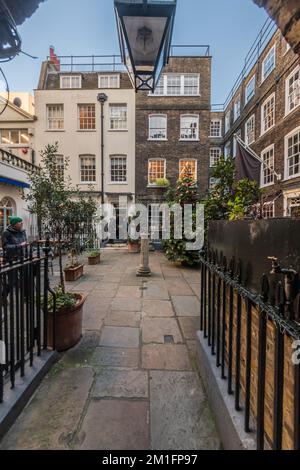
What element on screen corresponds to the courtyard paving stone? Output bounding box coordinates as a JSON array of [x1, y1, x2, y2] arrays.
[[178, 317, 200, 340], [165, 278, 194, 296], [104, 311, 141, 328], [77, 400, 150, 450], [150, 371, 218, 450], [116, 285, 142, 299], [142, 317, 183, 344], [142, 344, 192, 370], [143, 281, 169, 300], [0, 367, 94, 450], [91, 347, 140, 368], [142, 299, 174, 318], [92, 369, 148, 398], [99, 326, 140, 348], [172, 295, 200, 317], [111, 297, 142, 311]]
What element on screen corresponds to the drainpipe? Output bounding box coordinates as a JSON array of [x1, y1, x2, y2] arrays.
[[97, 93, 108, 205]]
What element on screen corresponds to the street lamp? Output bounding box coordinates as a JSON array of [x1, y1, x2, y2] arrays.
[[114, 0, 177, 92]]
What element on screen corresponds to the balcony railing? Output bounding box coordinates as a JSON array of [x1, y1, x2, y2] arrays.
[[0, 148, 38, 174]]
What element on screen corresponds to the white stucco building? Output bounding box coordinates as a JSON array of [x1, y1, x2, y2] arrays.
[[34, 50, 136, 230]]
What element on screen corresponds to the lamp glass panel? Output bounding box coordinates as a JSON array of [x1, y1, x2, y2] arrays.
[[123, 16, 167, 66]]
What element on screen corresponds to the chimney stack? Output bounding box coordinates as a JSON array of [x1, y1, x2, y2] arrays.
[[49, 46, 60, 71]]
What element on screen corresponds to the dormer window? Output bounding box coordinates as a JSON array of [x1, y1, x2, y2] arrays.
[[60, 75, 82, 89]]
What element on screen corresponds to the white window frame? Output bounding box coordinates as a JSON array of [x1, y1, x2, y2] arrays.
[[245, 75, 256, 104], [179, 159, 198, 181], [224, 141, 231, 158], [98, 74, 120, 89], [234, 96, 241, 122], [261, 93, 275, 136], [109, 155, 127, 184], [283, 189, 300, 217], [284, 126, 300, 180], [245, 114, 255, 145], [77, 104, 96, 131], [261, 45, 276, 83], [262, 201, 275, 219], [0, 129, 29, 146], [60, 75, 82, 89], [261, 144, 275, 188], [152, 74, 200, 97], [210, 147, 222, 167], [285, 65, 300, 116], [46, 104, 64, 131], [210, 119, 222, 138], [109, 104, 128, 131], [225, 111, 231, 134], [233, 130, 241, 158], [79, 155, 96, 184], [148, 114, 167, 141], [180, 115, 199, 141], [148, 158, 166, 186]]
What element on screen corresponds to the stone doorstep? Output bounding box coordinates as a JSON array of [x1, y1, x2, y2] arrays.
[[0, 351, 59, 441], [195, 331, 256, 451]]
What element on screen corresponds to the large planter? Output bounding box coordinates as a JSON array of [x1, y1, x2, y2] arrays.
[[128, 241, 141, 253], [88, 254, 100, 265], [64, 264, 84, 282], [47, 294, 86, 352]]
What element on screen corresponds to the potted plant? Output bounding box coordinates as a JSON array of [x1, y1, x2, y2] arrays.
[[87, 249, 101, 265], [155, 177, 170, 188], [127, 214, 141, 253], [25, 143, 97, 351], [64, 248, 84, 281], [46, 285, 86, 351]]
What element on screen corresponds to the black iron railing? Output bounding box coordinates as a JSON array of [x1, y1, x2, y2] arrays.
[[0, 243, 55, 403], [199, 248, 300, 450]]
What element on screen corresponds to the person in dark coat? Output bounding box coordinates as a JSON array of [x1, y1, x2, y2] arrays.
[[1, 217, 28, 303], [1, 216, 28, 262]]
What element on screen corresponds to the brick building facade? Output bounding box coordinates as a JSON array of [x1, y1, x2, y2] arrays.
[[221, 28, 300, 217], [135, 53, 212, 210]]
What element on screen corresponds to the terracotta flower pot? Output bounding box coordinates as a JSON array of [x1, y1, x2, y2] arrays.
[[128, 241, 141, 253], [88, 254, 101, 265], [64, 264, 84, 282], [47, 293, 86, 352]]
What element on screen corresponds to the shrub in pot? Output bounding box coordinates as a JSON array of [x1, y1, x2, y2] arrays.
[[87, 250, 101, 265], [64, 249, 84, 282], [47, 286, 86, 352]]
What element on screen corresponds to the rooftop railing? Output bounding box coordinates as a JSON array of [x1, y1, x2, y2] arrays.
[[212, 17, 277, 112]]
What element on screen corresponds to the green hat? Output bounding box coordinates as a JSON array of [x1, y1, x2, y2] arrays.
[[9, 216, 23, 226]]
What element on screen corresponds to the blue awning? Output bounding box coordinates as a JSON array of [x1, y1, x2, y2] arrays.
[[0, 176, 30, 189]]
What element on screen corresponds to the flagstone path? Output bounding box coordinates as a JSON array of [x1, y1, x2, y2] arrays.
[[0, 250, 220, 450]]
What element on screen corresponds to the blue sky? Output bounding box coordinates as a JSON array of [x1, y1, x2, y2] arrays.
[[2, 0, 268, 103]]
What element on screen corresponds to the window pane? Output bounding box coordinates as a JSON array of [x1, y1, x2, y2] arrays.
[[110, 105, 127, 130], [210, 120, 221, 137], [167, 75, 181, 95], [184, 75, 199, 95], [47, 104, 64, 130], [287, 68, 300, 113], [263, 47, 275, 80], [262, 95, 275, 134], [261, 146, 274, 186], [287, 131, 300, 177], [245, 115, 255, 145], [149, 115, 167, 140], [179, 160, 197, 180], [80, 156, 96, 182], [1, 129, 10, 144], [180, 116, 199, 140], [148, 160, 165, 184], [210, 148, 221, 167], [78, 104, 96, 130], [110, 156, 127, 183]]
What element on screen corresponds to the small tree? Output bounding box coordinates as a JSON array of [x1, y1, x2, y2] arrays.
[[163, 175, 201, 266], [25, 143, 97, 292], [203, 156, 261, 223]]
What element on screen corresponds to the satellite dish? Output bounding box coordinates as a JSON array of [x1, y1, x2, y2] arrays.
[[0, 0, 22, 61]]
